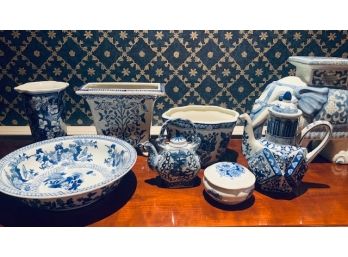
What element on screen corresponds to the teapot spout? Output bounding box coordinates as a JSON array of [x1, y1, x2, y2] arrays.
[[142, 141, 159, 170], [239, 113, 263, 160]]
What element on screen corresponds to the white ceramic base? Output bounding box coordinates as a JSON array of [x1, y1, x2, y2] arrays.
[[203, 176, 254, 205], [318, 139, 348, 164]]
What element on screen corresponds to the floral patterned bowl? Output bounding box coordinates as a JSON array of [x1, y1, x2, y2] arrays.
[[0, 135, 137, 211]]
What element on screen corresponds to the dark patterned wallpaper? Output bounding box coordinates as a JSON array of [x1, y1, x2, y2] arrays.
[[0, 30, 347, 126]]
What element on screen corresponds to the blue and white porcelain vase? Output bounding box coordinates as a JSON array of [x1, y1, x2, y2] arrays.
[[142, 118, 201, 188], [15, 81, 68, 142], [240, 91, 333, 194], [76, 82, 165, 149]]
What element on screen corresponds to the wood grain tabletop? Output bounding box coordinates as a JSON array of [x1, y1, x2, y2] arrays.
[[0, 137, 347, 226]]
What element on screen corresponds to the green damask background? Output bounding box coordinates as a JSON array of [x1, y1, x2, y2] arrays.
[[0, 30, 347, 126]]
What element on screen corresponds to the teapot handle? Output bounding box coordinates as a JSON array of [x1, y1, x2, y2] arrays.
[[159, 118, 200, 145], [298, 120, 332, 163]]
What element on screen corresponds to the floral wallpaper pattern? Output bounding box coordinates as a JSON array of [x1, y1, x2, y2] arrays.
[[0, 30, 347, 125]]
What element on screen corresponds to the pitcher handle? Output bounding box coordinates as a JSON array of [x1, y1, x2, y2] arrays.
[[299, 120, 332, 163]]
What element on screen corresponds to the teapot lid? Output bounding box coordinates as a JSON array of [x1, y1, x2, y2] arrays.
[[168, 136, 188, 148], [269, 91, 302, 119], [204, 162, 255, 190]]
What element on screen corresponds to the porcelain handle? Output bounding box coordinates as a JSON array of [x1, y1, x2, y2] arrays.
[[160, 118, 199, 143], [299, 120, 332, 163]]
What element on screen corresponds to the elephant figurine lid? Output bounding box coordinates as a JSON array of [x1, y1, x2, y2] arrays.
[[268, 91, 302, 119]]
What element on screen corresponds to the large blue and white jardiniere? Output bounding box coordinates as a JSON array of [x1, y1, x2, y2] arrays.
[[15, 81, 69, 142], [162, 105, 239, 168], [0, 135, 137, 211], [76, 82, 165, 149]]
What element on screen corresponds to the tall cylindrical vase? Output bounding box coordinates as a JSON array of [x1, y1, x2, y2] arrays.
[[15, 81, 69, 141]]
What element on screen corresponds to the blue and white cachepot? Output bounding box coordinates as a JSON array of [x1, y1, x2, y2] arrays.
[[162, 105, 239, 168], [15, 81, 69, 141], [241, 92, 333, 195], [0, 135, 137, 211], [76, 82, 165, 149]]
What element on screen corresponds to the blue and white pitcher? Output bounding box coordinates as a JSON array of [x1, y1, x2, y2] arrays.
[[240, 91, 332, 194]]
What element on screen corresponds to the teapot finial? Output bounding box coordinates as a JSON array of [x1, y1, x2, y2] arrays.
[[282, 91, 292, 101]]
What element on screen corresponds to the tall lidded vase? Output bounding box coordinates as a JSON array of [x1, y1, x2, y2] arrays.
[[15, 81, 69, 141], [76, 82, 165, 149]]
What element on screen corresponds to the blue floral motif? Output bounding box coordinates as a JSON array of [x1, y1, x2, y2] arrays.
[[90, 96, 151, 147], [0, 135, 137, 211], [216, 162, 244, 178], [164, 118, 237, 167], [312, 69, 348, 88], [44, 172, 83, 191], [156, 150, 200, 186], [104, 144, 127, 168], [35, 140, 98, 169], [24, 92, 66, 141], [5, 153, 38, 191]]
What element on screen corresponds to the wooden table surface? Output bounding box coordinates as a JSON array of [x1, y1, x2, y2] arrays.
[[0, 137, 347, 227]]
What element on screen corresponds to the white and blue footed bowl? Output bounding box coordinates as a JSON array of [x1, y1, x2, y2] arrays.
[[0, 135, 137, 211]]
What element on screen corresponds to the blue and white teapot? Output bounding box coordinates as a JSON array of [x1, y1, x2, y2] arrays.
[[240, 91, 333, 194], [142, 118, 201, 188]]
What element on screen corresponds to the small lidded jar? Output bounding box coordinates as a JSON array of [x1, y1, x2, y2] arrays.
[[203, 162, 255, 205]]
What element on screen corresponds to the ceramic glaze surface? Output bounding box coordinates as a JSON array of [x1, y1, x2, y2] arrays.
[[216, 162, 244, 178], [250, 76, 348, 163], [15, 81, 68, 141], [143, 118, 201, 188], [289, 56, 348, 89], [162, 106, 239, 167], [76, 83, 165, 148], [251, 77, 347, 136], [241, 95, 332, 194], [0, 135, 137, 210], [203, 162, 255, 205]]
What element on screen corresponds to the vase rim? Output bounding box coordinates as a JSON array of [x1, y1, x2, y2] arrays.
[[15, 81, 69, 94]]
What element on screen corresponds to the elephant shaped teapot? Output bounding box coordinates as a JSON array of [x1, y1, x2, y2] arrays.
[[142, 118, 201, 188], [240, 91, 332, 195]]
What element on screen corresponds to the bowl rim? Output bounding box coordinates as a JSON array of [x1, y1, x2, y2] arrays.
[[162, 105, 239, 125], [0, 135, 137, 200]]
